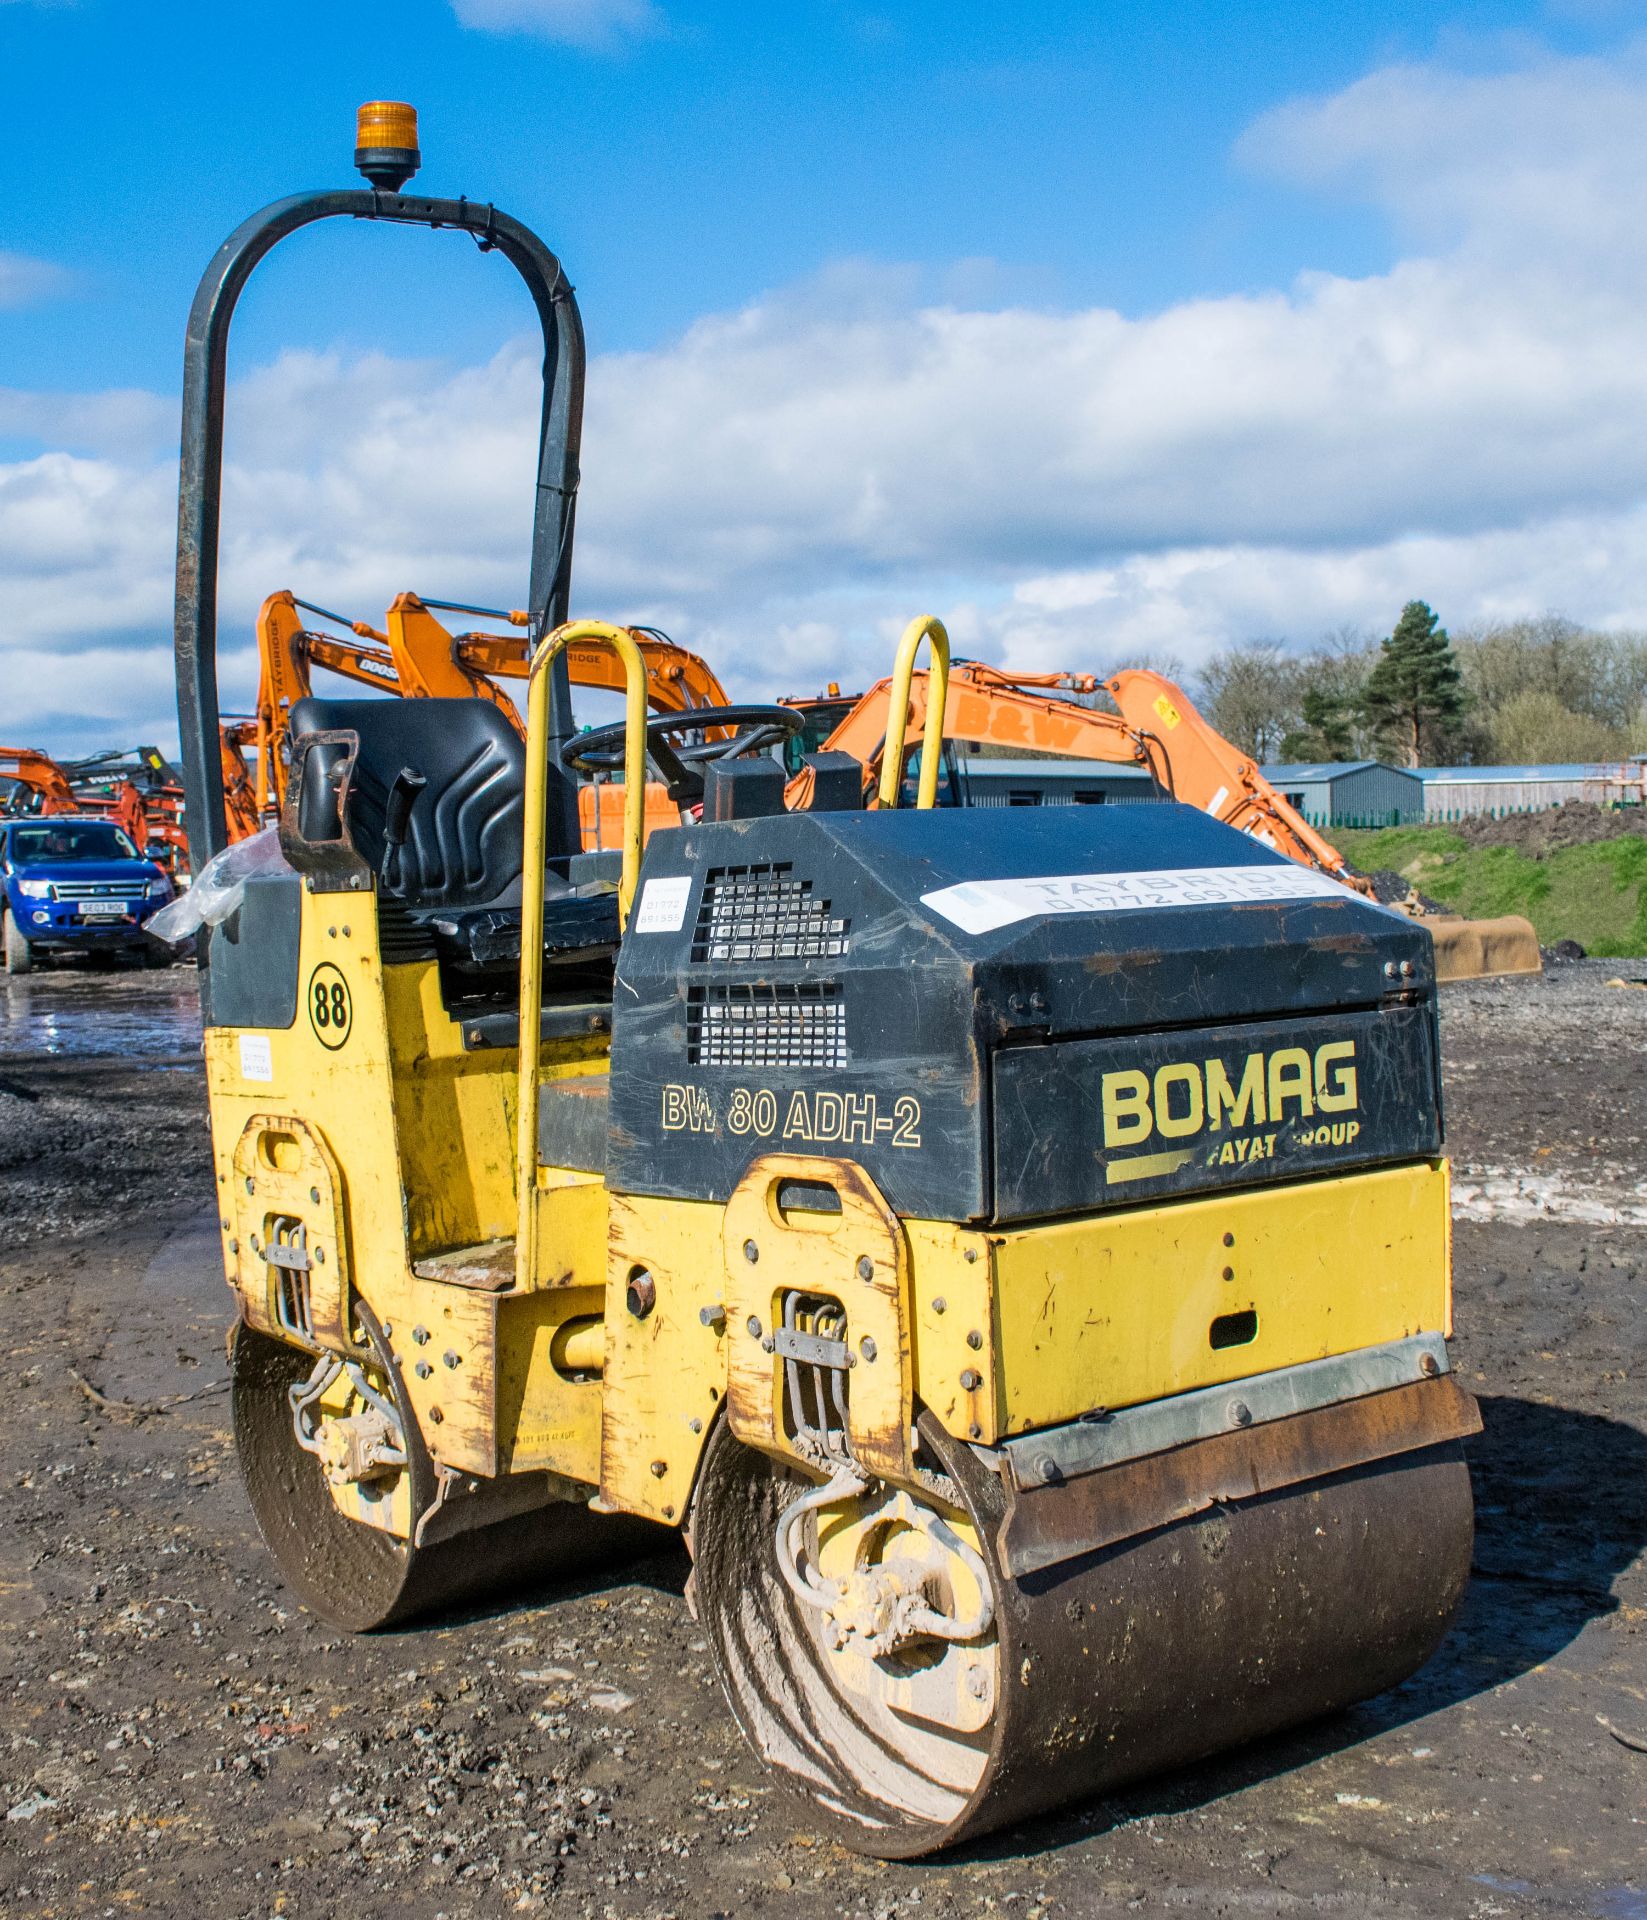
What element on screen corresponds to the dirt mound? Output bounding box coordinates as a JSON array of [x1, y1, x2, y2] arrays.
[[1453, 799, 1647, 855], [1359, 867, 1452, 914]]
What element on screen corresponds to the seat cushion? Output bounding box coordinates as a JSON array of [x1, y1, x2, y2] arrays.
[[288, 696, 530, 911]]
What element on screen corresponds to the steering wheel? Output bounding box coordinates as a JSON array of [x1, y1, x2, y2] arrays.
[[562, 704, 807, 806]]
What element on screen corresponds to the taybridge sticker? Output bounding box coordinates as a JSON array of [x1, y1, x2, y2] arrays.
[[308, 962, 353, 1050], [921, 863, 1352, 936]]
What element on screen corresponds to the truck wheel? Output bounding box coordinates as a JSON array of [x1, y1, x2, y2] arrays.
[[3, 911, 32, 976]]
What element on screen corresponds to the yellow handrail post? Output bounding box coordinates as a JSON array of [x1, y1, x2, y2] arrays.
[[516, 619, 648, 1287], [877, 615, 952, 811]]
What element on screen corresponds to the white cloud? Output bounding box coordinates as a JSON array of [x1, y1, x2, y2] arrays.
[[10, 42, 1647, 754], [0, 386, 172, 458], [0, 250, 72, 312], [449, 0, 661, 50], [1239, 41, 1647, 267]]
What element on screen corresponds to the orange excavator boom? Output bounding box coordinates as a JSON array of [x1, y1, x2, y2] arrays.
[[0, 746, 80, 814], [252, 589, 735, 838], [789, 660, 1362, 887]]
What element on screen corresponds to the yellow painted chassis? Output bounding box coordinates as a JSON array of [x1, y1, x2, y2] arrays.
[[209, 612, 1451, 1543], [207, 873, 1452, 1538]]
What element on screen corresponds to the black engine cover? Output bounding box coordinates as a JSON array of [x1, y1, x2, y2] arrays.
[[606, 804, 1440, 1226]]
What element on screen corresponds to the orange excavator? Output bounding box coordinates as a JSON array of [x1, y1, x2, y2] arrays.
[[1, 742, 251, 873], [249, 588, 734, 844], [781, 661, 1541, 982], [1, 744, 174, 857], [242, 594, 1536, 979], [783, 662, 1359, 883], [0, 747, 80, 816], [214, 726, 262, 844]]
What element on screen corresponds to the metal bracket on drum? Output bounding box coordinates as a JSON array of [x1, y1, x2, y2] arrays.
[[774, 1465, 996, 1662], [289, 1347, 410, 1488], [721, 1153, 914, 1485]]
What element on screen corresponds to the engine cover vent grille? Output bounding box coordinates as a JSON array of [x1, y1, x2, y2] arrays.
[[692, 863, 849, 964], [688, 982, 847, 1069]]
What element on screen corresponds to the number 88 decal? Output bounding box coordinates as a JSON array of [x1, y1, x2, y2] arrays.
[[308, 961, 353, 1050]]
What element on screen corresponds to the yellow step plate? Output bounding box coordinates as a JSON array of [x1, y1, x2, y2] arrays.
[[910, 1160, 1450, 1442]]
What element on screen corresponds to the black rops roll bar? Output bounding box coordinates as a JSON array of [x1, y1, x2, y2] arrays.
[[173, 187, 586, 869]]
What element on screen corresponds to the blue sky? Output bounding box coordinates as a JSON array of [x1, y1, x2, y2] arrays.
[[1, 0, 1622, 405], [6, 0, 1647, 752]]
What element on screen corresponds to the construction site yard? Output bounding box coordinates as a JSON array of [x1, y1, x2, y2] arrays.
[[2, 959, 1644, 1920]]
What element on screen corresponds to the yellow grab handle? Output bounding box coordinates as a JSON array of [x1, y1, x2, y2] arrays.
[[877, 615, 952, 811], [516, 619, 648, 1286]]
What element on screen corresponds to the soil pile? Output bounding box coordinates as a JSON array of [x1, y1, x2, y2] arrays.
[[1452, 798, 1647, 855]]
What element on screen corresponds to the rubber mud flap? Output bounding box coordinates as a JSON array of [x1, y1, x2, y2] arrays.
[[690, 1408, 1474, 1858]]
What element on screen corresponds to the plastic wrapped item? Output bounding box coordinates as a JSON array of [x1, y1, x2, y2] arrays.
[[147, 827, 291, 944]]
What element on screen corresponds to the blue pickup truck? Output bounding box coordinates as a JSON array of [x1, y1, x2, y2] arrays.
[[0, 817, 175, 973]]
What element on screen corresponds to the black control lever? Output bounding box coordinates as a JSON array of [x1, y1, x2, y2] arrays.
[[380, 766, 428, 885]]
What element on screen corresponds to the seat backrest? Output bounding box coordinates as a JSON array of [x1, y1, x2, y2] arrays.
[[288, 696, 532, 911]]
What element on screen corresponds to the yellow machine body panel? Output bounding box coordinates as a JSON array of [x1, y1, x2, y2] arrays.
[[199, 850, 1450, 1523], [948, 1158, 1451, 1441], [204, 888, 612, 1485], [602, 1190, 729, 1522], [593, 1155, 1452, 1519]]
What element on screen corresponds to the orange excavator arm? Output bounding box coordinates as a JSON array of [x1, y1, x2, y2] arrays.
[[0, 747, 80, 814], [218, 722, 262, 843], [254, 590, 405, 810], [786, 662, 1166, 807], [1103, 669, 1361, 883], [447, 607, 735, 715], [793, 660, 1365, 889], [254, 590, 736, 841]]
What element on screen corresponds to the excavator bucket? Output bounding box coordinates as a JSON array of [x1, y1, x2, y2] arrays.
[[1424, 913, 1544, 983]]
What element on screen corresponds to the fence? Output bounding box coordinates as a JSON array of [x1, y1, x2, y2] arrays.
[[965, 790, 1640, 829], [1301, 812, 1410, 831], [1312, 801, 1643, 832]]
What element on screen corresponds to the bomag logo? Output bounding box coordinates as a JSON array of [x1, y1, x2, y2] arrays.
[[1101, 1040, 1361, 1181]]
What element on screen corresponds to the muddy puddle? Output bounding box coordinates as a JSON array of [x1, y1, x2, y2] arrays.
[[0, 967, 202, 1062]]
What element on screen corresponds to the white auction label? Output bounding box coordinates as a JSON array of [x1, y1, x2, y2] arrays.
[[920, 864, 1353, 936], [633, 875, 694, 934], [238, 1032, 274, 1083]]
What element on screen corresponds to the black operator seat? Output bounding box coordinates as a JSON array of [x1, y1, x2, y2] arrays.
[[285, 696, 619, 966]]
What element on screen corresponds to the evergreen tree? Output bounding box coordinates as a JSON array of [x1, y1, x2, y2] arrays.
[[1280, 684, 1356, 761], [1361, 601, 1467, 766]]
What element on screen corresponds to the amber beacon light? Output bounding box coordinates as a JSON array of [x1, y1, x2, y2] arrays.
[[354, 101, 421, 192]]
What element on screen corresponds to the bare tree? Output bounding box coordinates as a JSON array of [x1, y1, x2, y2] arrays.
[[1452, 616, 1647, 760], [1194, 641, 1303, 761]]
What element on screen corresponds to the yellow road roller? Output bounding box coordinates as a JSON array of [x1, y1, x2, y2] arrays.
[[170, 108, 1478, 1858]]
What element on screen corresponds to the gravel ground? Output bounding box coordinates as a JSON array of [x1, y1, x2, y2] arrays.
[[1, 961, 1644, 1919]]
